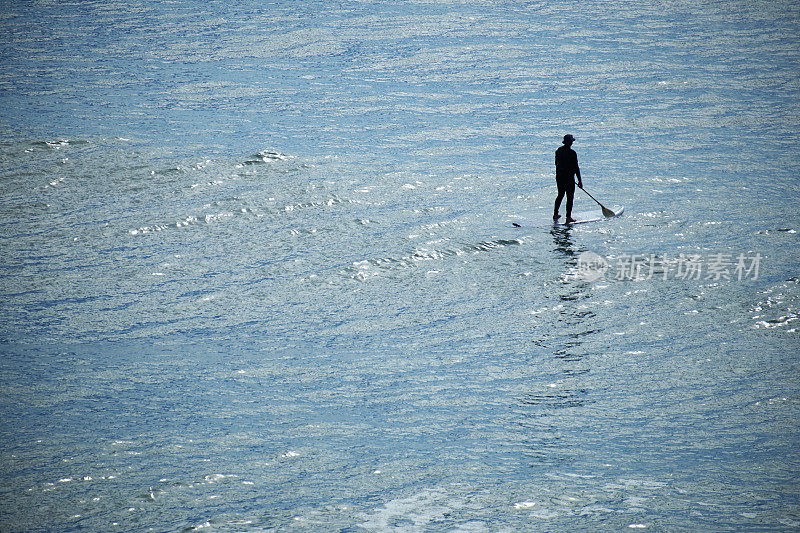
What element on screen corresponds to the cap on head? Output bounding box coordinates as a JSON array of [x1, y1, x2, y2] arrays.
[[563, 134, 575, 144]]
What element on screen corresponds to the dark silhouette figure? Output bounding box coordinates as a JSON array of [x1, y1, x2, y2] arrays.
[[554, 134, 582, 223]]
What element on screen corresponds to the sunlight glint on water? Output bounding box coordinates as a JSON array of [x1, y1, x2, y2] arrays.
[[1, 1, 799, 531]]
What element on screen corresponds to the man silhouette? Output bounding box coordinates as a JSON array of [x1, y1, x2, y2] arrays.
[[554, 134, 582, 223]]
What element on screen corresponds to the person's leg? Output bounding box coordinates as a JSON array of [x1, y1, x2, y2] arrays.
[[565, 182, 575, 221], [554, 184, 565, 219]]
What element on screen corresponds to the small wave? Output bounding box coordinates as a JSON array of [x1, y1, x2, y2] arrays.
[[242, 150, 291, 165], [756, 228, 797, 235], [340, 237, 524, 281], [24, 139, 90, 152], [464, 238, 522, 252], [146, 149, 314, 199], [750, 277, 800, 333], [129, 211, 236, 235], [151, 166, 189, 176], [283, 195, 351, 212], [519, 389, 592, 409], [128, 193, 359, 236]]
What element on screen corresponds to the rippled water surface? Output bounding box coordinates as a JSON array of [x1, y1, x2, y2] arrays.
[[1, 1, 799, 531]]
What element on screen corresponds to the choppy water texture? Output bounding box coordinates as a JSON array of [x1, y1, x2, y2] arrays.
[[1, 0, 799, 531]]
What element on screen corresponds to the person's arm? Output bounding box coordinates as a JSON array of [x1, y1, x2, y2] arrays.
[[574, 153, 582, 188]]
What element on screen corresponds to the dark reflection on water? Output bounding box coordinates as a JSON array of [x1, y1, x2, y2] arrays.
[[516, 222, 607, 469], [550, 224, 576, 259], [520, 389, 592, 410], [549, 223, 601, 359]]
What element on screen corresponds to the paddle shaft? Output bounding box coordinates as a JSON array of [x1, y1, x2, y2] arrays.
[[577, 185, 615, 217]]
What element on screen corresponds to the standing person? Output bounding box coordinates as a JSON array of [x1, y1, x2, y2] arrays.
[[554, 134, 582, 223]]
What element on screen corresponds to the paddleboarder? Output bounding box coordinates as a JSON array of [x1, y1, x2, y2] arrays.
[[554, 134, 582, 223]]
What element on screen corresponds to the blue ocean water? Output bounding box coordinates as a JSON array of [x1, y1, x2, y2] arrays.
[[1, 0, 799, 531]]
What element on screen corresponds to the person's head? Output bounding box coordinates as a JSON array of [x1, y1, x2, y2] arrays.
[[563, 134, 575, 145]]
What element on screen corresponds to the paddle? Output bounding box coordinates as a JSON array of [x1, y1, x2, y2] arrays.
[[578, 185, 615, 217]]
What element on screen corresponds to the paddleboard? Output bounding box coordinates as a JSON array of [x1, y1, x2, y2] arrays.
[[511, 206, 624, 228]]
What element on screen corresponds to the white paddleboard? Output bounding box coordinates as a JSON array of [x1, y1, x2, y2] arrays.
[[511, 206, 624, 228]]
